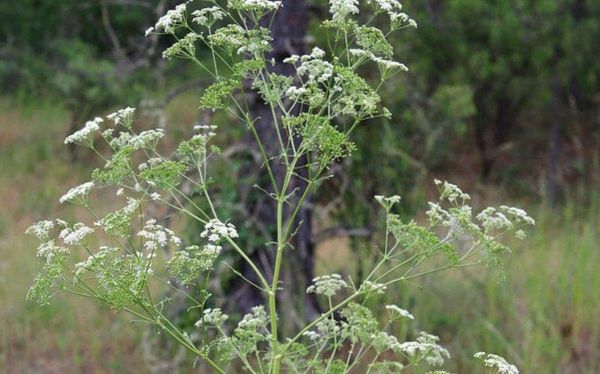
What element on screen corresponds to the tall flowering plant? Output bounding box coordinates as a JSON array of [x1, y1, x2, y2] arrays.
[[27, 1, 530, 373]]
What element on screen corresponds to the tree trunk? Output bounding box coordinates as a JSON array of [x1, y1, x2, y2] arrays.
[[547, 77, 562, 207], [474, 87, 517, 181], [229, 0, 320, 330]]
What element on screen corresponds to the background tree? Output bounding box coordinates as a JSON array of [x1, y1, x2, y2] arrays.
[[226, 0, 320, 326]]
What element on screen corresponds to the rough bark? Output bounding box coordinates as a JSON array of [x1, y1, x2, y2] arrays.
[[229, 0, 320, 330]]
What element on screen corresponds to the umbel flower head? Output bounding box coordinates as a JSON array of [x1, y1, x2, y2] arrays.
[[195, 308, 229, 327], [474, 352, 519, 374], [306, 274, 348, 297], [59, 182, 95, 205], [329, 0, 359, 22], [26, 220, 55, 241], [59, 222, 94, 246], [137, 219, 182, 251], [229, 0, 282, 13], [200, 219, 239, 242], [64, 117, 103, 146], [153, 2, 189, 33], [399, 332, 451, 366], [192, 6, 225, 27], [385, 304, 414, 320], [107, 107, 135, 128]]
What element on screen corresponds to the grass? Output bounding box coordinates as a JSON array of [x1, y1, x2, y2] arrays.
[[381, 203, 600, 373], [0, 99, 149, 373], [1, 98, 599, 373], [314, 190, 600, 372]]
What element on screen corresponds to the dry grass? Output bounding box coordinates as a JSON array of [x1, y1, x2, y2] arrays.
[[0, 100, 149, 374]]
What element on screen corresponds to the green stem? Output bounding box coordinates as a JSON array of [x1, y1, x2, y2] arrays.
[[268, 195, 285, 374]]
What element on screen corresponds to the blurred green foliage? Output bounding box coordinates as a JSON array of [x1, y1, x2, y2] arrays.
[[2, 0, 598, 199], [400, 0, 600, 183], [310, 0, 600, 236]]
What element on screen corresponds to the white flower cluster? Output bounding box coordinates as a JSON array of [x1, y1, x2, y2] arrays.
[[130, 129, 165, 150], [426, 202, 449, 225], [474, 352, 519, 374], [93, 198, 139, 238], [385, 304, 414, 320], [366, 0, 417, 27], [126, 197, 141, 213], [306, 274, 348, 297], [229, 0, 281, 12], [59, 181, 95, 205], [435, 179, 471, 203], [316, 318, 342, 336], [202, 243, 222, 256], [282, 55, 299, 64], [329, 0, 359, 22], [302, 330, 321, 341], [27, 220, 70, 260], [349, 49, 408, 71], [64, 117, 103, 145], [149, 192, 161, 201], [59, 223, 95, 246], [200, 219, 239, 242], [500, 205, 536, 226], [368, 0, 401, 12], [374, 56, 408, 70], [285, 49, 334, 103], [195, 307, 229, 327], [110, 129, 165, 151], [208, 24, 245, 50], [137, 219, 182, 251], [399, 332, 450, 366], [191, 243, 222, 266], [295, 47, 333, 83], [426, 201, 472, 234], [374, 194, 402, 211], [237, 305, 268, 330], [237, 35, 271, 57], [246, 0, 282, 10], [360, 280, 388, 294], [194, 124, 218, 132], [476, 207, 513, 232], [137, 157, 162, 172], [372, 331, 401, 352], [163, 32, 201, 60], [476, 206, 534, 238], [26, 220, 55, 241], [107, 107, 135, 127], [192, 6, 225, 27], [285, 86, 307, 100], [35, 240, 69, 261], [152, 2, 189, 34], [166, 243, 221, 283]]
